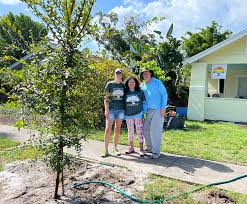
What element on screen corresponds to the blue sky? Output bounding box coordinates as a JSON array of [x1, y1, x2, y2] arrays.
[[1, 0, 247, 51], [0, 0, 123, 21]]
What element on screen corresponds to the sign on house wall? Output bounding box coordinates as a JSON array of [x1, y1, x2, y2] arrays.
[[211, 64, 227, 79]]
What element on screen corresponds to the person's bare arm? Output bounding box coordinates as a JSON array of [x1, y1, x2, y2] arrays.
[[104, 92, 110, 118]]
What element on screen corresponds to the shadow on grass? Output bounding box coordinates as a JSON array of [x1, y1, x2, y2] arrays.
[[174, 120, 220, 132], [172, 124, 206, 132]]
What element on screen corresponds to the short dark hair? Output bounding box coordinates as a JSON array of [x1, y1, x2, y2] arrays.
[[124, 76, 141, 93]]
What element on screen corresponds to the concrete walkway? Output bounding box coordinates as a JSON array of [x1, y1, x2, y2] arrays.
[[1, 124, 247, 194], [0, 124, 37, 142]]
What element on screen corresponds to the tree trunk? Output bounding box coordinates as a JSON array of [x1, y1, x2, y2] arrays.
[[54, 136, 64, 199], [54, 49, 73, 198], [56, 72, 67, 198], [54, 170, 60, 199], [61, 150, 65, 196], [61, 169, 64, 195]]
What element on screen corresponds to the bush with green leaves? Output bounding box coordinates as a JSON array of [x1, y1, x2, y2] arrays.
[[78, 58, 130, 128], [137, 60, 166, 82]]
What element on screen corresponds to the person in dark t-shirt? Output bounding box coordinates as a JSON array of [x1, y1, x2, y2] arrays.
[[102, 68, 125, 158], [124, 76, 147, 157]]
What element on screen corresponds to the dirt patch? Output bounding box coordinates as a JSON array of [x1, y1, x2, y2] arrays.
[[0, 160, 238, 204], [206, 190, 235, 204], [193, 190, 235, 204], [0, 160, 147, 204]]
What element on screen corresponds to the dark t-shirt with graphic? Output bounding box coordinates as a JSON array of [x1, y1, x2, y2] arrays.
[[105, 81, 125, 110], [124, 90, 146, 116]]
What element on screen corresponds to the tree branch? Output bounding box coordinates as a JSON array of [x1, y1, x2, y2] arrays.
[[75, 0, 94, 44]]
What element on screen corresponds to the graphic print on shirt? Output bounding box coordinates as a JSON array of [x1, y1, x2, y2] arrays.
[[111, 88, 124, 100], [126, 95, 140, 105]]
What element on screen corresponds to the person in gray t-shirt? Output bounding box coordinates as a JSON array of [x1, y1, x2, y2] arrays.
[[102, 68, 125, 158]]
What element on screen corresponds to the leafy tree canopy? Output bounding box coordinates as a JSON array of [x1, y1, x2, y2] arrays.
[[182, 21, 232, 57], [0, 12, 48, 66]]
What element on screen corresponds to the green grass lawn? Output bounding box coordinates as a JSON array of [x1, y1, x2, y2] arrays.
[[138, 174, 247, 204], [0, 135, 42, 171], [89, 121, 247, 165]]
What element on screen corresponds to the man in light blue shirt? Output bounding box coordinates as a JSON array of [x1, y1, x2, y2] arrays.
[[140, 68, 168, 159]]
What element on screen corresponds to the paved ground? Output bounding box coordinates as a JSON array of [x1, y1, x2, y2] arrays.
[[0, 124, 37, 142], [1, 124, 247, 194]]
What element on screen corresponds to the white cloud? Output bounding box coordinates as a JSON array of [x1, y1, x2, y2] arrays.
[[123, 0, 144, 7], [109, 5, 142, 29], [110, 5, 141, 21], [0, 0, 20, 5], [111, 5, 138, 18], [228, 0, 247, 24], [109, 0, 247, 38]]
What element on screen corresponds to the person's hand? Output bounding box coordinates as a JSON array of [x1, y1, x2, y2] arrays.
[[104, 110, 109, 119], [160, 109, 166, 117]]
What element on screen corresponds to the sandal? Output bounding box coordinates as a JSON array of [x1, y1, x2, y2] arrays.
[[125, 148, 135, 154]]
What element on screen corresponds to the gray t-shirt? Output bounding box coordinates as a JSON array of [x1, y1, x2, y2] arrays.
[[105, 81, 125, 110], [124, 90, 146, 116]]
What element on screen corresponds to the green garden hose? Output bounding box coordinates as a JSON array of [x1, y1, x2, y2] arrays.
[[73, 172, 247, 203]]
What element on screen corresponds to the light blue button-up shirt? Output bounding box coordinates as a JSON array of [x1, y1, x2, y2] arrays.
[[141, 77, 168, 111]]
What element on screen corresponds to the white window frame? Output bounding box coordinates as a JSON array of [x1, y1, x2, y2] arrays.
[[235, 74, 247, 98]]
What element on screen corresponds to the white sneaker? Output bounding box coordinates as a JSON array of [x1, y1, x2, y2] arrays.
[[139, 150, 145, 157]]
